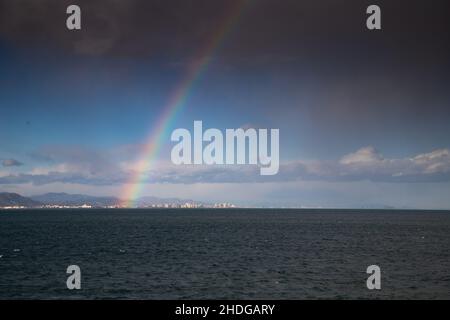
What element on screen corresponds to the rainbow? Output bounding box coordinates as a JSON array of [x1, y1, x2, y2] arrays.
[[121, 1, 249, 207]]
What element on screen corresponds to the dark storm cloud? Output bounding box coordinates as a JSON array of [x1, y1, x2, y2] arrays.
[[0, 0, 242, 58], [1, 0, 448, 118], [0, 0, 449, 63]]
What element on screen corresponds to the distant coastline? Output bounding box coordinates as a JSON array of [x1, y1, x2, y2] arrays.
[[2, 192, 450, 211], [0, 192, 236, 209]]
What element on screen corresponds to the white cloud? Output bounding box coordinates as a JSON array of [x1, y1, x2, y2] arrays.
[[29, 164, 70, 175], [339, 146, 383, 164], [1, 146, 450, 186]]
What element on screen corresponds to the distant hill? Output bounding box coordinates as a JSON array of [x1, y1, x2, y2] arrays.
[[30, 193, 121, 207], [0, 192, 42, 207]]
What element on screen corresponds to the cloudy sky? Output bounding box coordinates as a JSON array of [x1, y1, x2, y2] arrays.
[[1, 0, 450, 208]]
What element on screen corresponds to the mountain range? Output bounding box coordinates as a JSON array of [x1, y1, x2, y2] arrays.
[[0, 193, 42, 207]]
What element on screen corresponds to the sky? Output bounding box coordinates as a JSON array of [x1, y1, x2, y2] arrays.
[[1, 0, 450, 208]]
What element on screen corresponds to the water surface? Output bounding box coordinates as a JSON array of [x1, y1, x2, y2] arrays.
[[0, 209, 449, 299]]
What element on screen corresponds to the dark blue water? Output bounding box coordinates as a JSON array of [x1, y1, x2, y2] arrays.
[[0, 209, 449, 299]]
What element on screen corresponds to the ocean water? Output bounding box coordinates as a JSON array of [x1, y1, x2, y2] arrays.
[[0, 209, 449, 299]]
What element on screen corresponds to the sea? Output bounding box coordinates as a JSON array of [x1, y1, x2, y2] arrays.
[[0, 209, 449, 299]]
